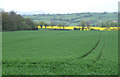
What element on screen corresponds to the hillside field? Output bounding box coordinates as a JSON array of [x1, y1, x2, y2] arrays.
[[23, 13, 118, 26], [2, 30, 118, 75]]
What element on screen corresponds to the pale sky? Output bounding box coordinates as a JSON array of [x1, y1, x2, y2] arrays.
[[0, 0, 119, 14]]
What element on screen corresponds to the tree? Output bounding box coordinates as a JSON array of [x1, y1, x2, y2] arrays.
[[44, 23, 49, 28], [58, 24, 64, 29], [109, 22, 118, 27], [2, 12, 11, 30], [49, 22, 55, 28], [80, 21, 86, 30], [24, 18, 37, 30], [58, 24, 63, 26], [86, 21, 91, 30], [62, 22, 67, 29], [38, 21, 44, 28], [99, 21, 118, 27], [38, 21, 49, 29], [57, 22, 67, 29], [2, 11, 37, 31]]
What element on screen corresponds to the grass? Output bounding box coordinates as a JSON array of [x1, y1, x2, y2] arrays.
[[2, 30, 118, 75]]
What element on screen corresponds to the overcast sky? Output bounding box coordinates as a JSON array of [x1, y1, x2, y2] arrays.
[[0, 0, 119, 14]]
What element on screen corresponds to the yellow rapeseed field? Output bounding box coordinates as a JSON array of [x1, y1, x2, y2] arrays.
[[37, 26, 120, 31]]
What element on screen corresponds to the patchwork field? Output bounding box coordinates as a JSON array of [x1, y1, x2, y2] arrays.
[[2, 30, 118, 75]]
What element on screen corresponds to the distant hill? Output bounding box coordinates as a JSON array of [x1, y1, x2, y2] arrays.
[[22, 12, 118, 26]]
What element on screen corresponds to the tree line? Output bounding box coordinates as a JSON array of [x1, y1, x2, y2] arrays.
[[99, 21, 118, 27], [78, 21, 118, 30], [2, 11, 37, 31], [38, 20, 118, 31]]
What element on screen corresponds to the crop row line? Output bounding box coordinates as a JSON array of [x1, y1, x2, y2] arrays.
[[86, 32, 106, 70], [76, 34, 101, 60], [92, 37, 105, 64]]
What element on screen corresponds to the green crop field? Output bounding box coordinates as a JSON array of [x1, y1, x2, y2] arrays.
[[2, 30, 118, 75]]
